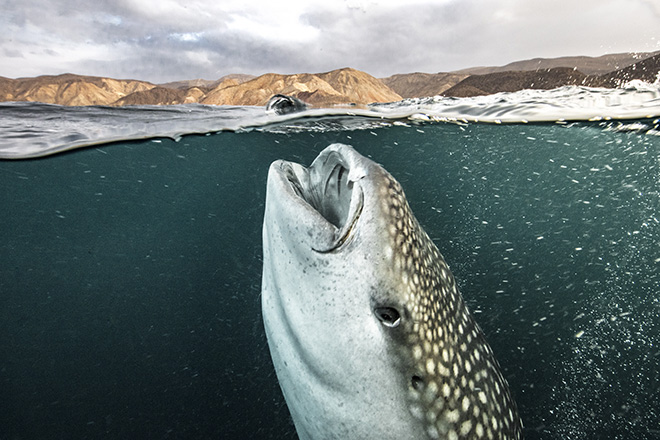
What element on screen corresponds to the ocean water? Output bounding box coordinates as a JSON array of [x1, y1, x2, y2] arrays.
[[1, 84, 659, 439]]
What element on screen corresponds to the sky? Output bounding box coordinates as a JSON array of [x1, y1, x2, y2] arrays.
[[1, 0, 659, 83]]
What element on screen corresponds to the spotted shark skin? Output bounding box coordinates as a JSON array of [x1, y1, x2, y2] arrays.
[[261, 143, 523, 439]]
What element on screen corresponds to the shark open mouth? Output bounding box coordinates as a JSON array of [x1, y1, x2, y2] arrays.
[[284, 151, 363, 253]]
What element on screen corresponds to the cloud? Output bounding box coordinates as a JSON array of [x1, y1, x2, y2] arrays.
[[1, 0, 658, 82], [299, 2, 483, 75], [3, 48, 23, 58]]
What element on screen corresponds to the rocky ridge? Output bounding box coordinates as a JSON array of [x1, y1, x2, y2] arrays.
[[438, 54, 660, 97], [1, 51, 658, 107], [0, 74, 154, 106], [0, 68, 401, 107], [380, 72, 469, 99], [453, 51, 660, 76]]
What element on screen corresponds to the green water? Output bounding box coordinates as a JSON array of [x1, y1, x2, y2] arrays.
[[1, 122, 658, 439]]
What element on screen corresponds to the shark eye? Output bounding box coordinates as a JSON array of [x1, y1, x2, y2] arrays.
[[411, 375, 424, 391], [374, 307, 401, 328]]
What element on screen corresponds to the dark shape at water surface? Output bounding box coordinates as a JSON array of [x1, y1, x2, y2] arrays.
[[266, 94, 309, 115]]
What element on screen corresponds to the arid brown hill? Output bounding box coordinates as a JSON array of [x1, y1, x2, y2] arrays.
[[115, 79, 245, 105], [588, 53, 660, 87], [0, 74, 154, 105], [442, 53, 660, 98], [113, 86, 206, 106], [454, 51, 660, 76], [0, 69, 400, 106], [443, 67, 588, 97], [159, 74, 255, 90], [202, 72, 344, 106], [315, 68, 401, 104], [381, 72, 469, 99], [201, 68, 401, 106], [0, 76, 15, 100]]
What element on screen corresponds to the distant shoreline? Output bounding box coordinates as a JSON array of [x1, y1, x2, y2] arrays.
[[1, 51, 658, 107]]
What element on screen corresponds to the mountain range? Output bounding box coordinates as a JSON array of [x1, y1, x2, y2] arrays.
[[1, 51, 658, 107]]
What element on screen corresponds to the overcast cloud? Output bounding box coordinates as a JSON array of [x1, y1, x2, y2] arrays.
[[1, 0, 658, 83]]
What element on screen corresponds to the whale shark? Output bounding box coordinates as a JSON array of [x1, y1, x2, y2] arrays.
[[261, 143, 523, 439]]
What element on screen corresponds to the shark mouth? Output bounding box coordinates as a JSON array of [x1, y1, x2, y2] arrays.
[[284, 148, 364, 253]]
